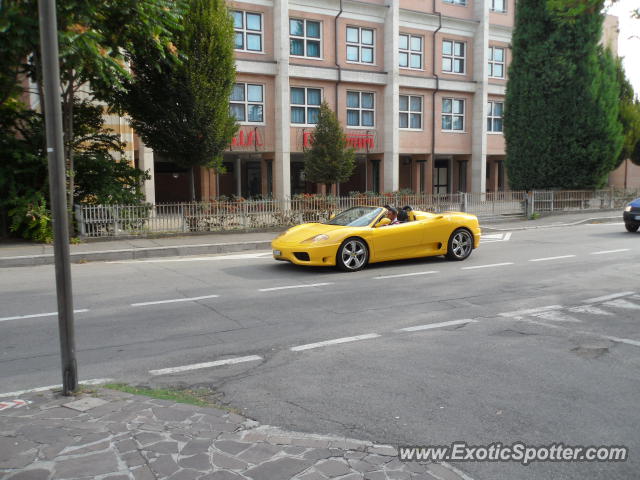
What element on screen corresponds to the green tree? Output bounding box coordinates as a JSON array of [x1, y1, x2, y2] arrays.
[[118, 0, 237, 200], [504, 0, 623, 190], [303, 102, 356, 192], [614, 58, 640, 167], [1, 0, 181, 232]]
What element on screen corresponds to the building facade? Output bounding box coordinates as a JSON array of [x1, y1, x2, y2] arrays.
[[155, 0, 510, 201]]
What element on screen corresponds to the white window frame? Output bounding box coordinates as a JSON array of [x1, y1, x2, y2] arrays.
[[346, 26, 375, 65], [489, 46, 505, 79], [346, 91, 375, 128], [290, 87, 322, 126], [289, 18, 322, 60], [442, 40, 466, 75], [399, 34, 424, 70], [232, 11, 264, 53], [443, 0, 467, 5], [230, 83, 265, 125], [399, 95, 423, 131], [487, 101, 504, 133], [490, 0, 507, 13], [442, 98, 465, 132]]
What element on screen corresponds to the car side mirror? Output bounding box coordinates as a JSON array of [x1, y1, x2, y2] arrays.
[[329, 213, 336, 220], [375, 218, 391, 227]]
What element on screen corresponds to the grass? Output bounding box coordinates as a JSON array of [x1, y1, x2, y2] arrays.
[[100, 383, 239, 412]]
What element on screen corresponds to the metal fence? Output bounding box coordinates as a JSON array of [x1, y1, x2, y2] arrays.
[[75, 189, 639, 238]]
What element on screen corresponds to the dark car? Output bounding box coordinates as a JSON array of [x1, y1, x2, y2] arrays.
[[623, 198, 640, 232]]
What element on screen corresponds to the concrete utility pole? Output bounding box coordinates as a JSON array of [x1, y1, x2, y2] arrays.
[[38, 0, 78, 395]]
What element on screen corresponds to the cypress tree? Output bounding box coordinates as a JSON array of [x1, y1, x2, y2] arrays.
[[303, 102, 356, 191], [504, 0, 623, 190]]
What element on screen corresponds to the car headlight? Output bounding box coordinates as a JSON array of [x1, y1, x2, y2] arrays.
[[304, 234, 329, 243], [624, 205, 632, 212]]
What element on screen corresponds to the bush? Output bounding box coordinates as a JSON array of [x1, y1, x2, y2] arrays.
[[9, 193, 53, 243]]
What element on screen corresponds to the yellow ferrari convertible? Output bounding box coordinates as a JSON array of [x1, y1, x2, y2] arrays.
[[271, 205, 481, 272]]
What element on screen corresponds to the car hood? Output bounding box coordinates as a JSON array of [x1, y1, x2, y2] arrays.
[[629, 198, 640, 208], [276, 223, 348, 244]]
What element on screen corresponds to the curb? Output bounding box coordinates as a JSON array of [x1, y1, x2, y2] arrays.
[[0, 240, 272, 268], [481, 216, 621, 232]]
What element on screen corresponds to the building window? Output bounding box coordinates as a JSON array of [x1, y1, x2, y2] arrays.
[[489, 46, 505, 78], [442, 40, 465, 74], [232, 11, 263, 52], [230, 83, 264, 123], [290, 19, 321, 58], [346, 26, 374, 64], [443, 0, 467, 5], [399, 34, 423, 69], [491, 0, 506, 12], [487, 101, 504, 133], [442, 98, 465, 131], [346, 91, 375, 127], [290, 87, 321, 125], [399, 95, 422, 130]]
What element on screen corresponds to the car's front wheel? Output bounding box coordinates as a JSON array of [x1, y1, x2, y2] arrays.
[[336, 238, 369, 272], [446, 228, 474, 261], [625, 223, 639, 233]]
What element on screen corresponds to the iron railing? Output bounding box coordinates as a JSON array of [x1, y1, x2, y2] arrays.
[[75, 189, 639, 238]]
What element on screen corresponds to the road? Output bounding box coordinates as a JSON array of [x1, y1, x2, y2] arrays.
[[1, 222, 638, 479]]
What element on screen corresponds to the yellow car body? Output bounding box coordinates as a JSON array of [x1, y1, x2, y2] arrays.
[[271, 206, 481, 271]]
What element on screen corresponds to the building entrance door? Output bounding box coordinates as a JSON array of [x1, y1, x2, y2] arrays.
[[244, 161, 261, 198], [434, 159, 449, 194]]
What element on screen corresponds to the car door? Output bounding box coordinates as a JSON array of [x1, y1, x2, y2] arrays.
[[417, 215, 453, 254], [369, 221, 426, 261]]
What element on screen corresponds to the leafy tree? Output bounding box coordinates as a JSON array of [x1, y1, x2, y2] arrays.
[[614, 58, 640, 167], [303, 102, 356, 192], [504, 0, 623, 190], [118, 0, 237, 200], [1, 0, 181, 232]]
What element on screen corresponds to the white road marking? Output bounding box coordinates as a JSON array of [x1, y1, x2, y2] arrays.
[[397, 319, 478, 332], [462, 262, 514, 270], [603, 299, 640, 311], [569, 305, 614, 316], [374, 271, 439, 280], [499, 305, 563, 319], [531, 311, 581, 323], [605, 336, 640, 348], [109, 252, 272, 264], [480, 232, 512, 243], [528, 255, 576, 262], [0, 309, 89, 323], [590, 249, 630, 255], [149, 355, 262, 376], [131, 295, 219, 307], [0, 378, 113, 399], [291, 333, 380, 352], [259, 282, 333, 292], [583, 292, 635, 304]]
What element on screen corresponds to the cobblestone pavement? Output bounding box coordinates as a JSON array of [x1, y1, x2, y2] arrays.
[[0, 388, 470, 480]]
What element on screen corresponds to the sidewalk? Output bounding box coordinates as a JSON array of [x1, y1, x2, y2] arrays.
[[0, 210, 623, 268], [0, 388, 463, 480]]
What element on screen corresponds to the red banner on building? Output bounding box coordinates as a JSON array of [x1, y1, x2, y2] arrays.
[[231, 129, 263, 149]]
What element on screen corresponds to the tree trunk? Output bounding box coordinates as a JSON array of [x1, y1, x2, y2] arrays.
[[189, 166, 196, 201]]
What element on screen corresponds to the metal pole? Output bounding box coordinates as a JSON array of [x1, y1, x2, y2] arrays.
[[38, 0, 78, 395]]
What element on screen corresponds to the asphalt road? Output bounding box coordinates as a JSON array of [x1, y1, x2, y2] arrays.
[[1, 222, 639, 480]]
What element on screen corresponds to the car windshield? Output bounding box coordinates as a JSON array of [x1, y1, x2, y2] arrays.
[[325, 207, 383, 227]]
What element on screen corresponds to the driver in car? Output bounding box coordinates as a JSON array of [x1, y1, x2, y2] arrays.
[[383, 205, 400, 225]]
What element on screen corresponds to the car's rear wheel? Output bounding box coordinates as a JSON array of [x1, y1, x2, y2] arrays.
[[336, 238, 369, 272], [625, 223, 639, 232], [446, 228, 473, 261]]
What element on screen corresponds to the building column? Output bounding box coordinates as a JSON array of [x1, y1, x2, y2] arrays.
[[383, 0, 399, 192], [139, 140, 156, 204], [274, 0, 291, 200], [235, 157, 242, 196], [471, 0, 489, 193]]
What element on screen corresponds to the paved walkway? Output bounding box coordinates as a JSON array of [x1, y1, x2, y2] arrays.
[[0, 388, 466, 480], [0, 210, 624, 268]]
